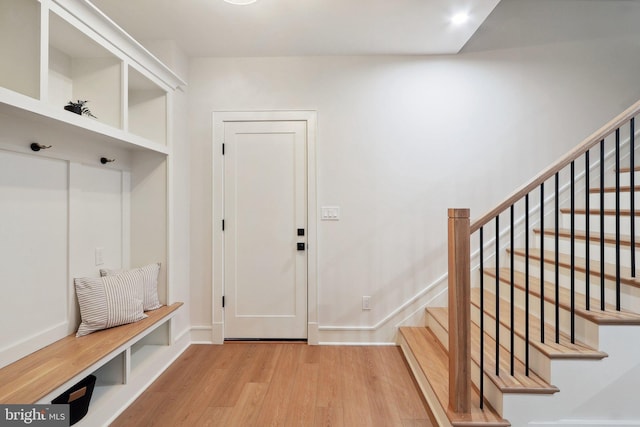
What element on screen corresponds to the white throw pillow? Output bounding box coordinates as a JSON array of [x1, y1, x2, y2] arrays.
[[100, 263, 162, 311], [75, 270, 147, 337]]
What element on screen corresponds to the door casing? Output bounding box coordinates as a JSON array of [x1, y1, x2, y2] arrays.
[[212, 111, 318, 344]]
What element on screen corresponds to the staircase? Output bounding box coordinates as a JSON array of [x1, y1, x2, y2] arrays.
[[399, 101, 640, 426]]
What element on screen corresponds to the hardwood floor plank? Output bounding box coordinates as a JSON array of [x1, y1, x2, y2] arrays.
[[284, 362, 319, 426], [225, 383, 269, 427], [255, 343, 303, 426], [316, 345, 343, 408], [380, 347, 434, 421], [112, 343, 435, 427], [193, 407, 232, 427], [314, 406, 345, 427], [364, 347, 404, 427], [340, 346, 375, 427]]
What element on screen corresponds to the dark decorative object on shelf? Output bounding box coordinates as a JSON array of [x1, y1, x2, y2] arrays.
[[64, 100, 96, 118]]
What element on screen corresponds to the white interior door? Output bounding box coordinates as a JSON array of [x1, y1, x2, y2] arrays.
[[224, 120, 307, 339]]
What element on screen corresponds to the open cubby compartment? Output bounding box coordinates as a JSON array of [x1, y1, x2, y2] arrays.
[[48, 10, 122, 130], [93, 351, 127, 390], [0, 0, 40, 99], [129, 320, 171, 377], [128, 66, 168, 145]]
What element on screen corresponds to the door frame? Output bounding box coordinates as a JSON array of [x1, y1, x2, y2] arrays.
[[211, 111, 318, 344]]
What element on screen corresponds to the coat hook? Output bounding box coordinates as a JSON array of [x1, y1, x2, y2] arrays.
[[100, 157, 116, 165], [30, 143, 52, 152]]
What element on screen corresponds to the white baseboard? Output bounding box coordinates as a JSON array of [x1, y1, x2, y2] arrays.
[[316, 274, 448, 344], [190, 325, 214, 344]]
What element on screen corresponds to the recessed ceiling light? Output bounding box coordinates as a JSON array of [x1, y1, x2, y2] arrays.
[[451, 12, 470, 25], [224, 0, 257, 4]]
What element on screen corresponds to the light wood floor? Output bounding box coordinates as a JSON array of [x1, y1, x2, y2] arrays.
[[112, 343, 436, 427]]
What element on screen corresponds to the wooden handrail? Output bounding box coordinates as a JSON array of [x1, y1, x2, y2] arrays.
[[448, 208, 471, 413], [470, 98, 640, 233]]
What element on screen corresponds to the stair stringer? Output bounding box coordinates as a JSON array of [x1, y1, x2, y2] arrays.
[[500, 325, 640, 426]]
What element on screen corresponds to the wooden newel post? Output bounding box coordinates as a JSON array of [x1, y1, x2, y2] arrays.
[[448, 208, 471, 414]]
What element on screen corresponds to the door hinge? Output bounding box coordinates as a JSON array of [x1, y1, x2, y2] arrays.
[[222, 219, 225, 231], [222, 296, 225, 308], [222, 143, 225, 155]]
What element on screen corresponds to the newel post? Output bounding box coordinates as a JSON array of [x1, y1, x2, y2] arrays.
[[448, 208, 471, 413]]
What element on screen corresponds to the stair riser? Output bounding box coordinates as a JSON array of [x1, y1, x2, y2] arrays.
[[427, 311, 507, 417], [470, 302, 553, 383], [489, 278, 601, 347], [589, 191, 637, 209], [470, 359, 505, 417], [617, 170, 640, 187], [561, 212, 640, 236], [539, 235, 637, 269]]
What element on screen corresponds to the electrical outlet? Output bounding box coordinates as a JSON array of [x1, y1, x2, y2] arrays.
[[362, 296, 372, 310], [95, 247, 104, 266]]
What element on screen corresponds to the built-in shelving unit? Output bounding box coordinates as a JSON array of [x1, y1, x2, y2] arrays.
[[0, 0, 187, 424]]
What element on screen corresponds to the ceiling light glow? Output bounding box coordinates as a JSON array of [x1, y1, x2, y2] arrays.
[[223, 0, 257, 5], [451, 12, 470, 25]]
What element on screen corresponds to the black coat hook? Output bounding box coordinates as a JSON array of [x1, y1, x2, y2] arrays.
[[30, 143, 52, 152], [100, 157, 115, 165]]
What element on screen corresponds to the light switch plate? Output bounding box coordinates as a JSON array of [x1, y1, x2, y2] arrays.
[[95, 247, 104, 266], [321, 206, 340, 220]]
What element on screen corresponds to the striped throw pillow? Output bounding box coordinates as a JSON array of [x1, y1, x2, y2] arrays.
[[100, 263, 162, 311], [75, 270, 147, 337]]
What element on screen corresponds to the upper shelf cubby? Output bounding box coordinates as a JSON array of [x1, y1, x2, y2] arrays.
[[128, 66, 167, 145], [48, 11, 122, 130], [0, 0, 40, 99]]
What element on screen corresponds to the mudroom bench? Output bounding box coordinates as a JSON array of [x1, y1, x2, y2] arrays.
[[0, 302, 183, 424]]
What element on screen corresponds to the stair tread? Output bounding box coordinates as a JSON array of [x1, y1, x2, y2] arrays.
[[469, 282, 607, 359], [514, 247, 640, 291], [560, 208, 640, 216], [487, 266, 640, 325], [589, 185, 639, 193], [398, 327, 510, 426], [535, 228, 640, 247], [618, 166, 640, 173], [428, 308, 559, 394]]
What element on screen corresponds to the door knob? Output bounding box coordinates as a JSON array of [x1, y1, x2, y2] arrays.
[[297, 242, 305, 251]]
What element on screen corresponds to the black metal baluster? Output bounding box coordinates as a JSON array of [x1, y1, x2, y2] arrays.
[[525, 194, 530, 376], [570, 160, 576, 343], [616, 129, 621, 311], [480, 227, 485, 409], [631, 118, 636, 278], [510, 205, 515, 376], [586, 151, 590, 310], [555, 172, 560, 343], [600, 139, 606, 311], [495, 216, 500, 376], [540, 183, 545, 343]]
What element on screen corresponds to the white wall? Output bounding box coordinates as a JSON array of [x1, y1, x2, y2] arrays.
[[188, 34, 640, 343]]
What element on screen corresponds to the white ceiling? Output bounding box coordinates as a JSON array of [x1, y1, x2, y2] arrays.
[[89, 0, 501, 57]]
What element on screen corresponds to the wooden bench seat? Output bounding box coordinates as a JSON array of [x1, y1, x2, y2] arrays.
[[0, 302, 183, 404]]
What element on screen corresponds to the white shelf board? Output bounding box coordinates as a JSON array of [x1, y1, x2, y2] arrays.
[[0, 87, 169, 155]]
